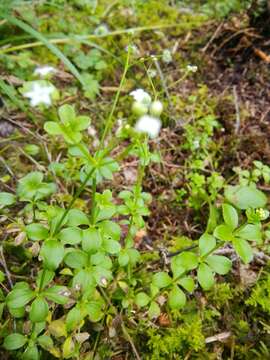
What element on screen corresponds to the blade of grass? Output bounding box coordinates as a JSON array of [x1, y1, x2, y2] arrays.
[[0, 78, 27, 113], [2, 14, 85, 87], [0, 20, 207, 55]]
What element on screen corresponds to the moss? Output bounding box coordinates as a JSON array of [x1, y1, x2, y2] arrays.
[[145, 319, 205, 359]]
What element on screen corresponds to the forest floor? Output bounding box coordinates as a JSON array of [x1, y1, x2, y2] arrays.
[[1, 1, 270, 359]]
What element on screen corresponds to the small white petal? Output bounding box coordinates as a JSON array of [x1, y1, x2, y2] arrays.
[[130, 89, 151, 105], [135, 115, 161, 138], [34, 66, 56, 77]]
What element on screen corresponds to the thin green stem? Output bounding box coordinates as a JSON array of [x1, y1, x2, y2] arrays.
[[99, 46, 130, 148], [52, 167, 96, 236], [90, 177, 97, 224]]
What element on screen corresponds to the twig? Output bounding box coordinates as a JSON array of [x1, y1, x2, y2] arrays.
[[205, 331, 231, 344], [153, 58, 172, 107], [0, 246, 13, 289], [167, 244, 198, 258], [201, 21, 224, 53], [121, 323, 141, 360], [233, 85, 240, 134]]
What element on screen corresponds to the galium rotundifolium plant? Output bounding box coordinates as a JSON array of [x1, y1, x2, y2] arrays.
[[0, 80, 269, 358], [0, 84, 164, 358]]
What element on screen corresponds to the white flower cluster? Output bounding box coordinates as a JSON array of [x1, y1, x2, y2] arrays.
[[21, 65, 58, 107], [24, 82, 55, 107], [130, 89, 163, 139], [34, 65, 56, 77], [187, 64, 198, 73]]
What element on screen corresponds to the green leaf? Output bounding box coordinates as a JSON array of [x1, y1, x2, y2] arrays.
[[6, 286, 34, 309], [37, 335, 53, 351], [222, 203, 238, 229], [82, 228, 102, 253], [44, 122, 61, 135], [66, 307, 82, 332], [214, 224, 234, 242], [3, 333, 27, 350], [168, 286, 186, 309], [225, 185, 267, 210], [67, 209, 89, 226], [59, 104, 76, 123], [172, 251, 198, 272], [177, 276, 195, 292], [98, 220, 121, 241], [206, 203, 218, 233], [44, 286, 69, 305], [206, 255, 232, 275], [64, 250, 88, 269], [76, 116, 91, 131], [63, 336, 75, 359], [59, 227, 82, 245], [199, 233, 216, 257], [135, 292, 150, 307], [197, 263, 215, 290], [0, 192, 16, 207], [148, 301, 160, 319], [152, 272, 172, 288], [85, 301, 104, 322], [48, 319, 67, 338], [22, 346, 39, 360], [232, 238, 253, 264], [103, 239, 121, 254], [36, 270, 54, 290], [40, 240, 64, 270], [118, 250, 129, 267], [235, 224, 262, 243], [26, 223, 48, 241], [30, 297, 49, 323], [9, 306, 25, 318]]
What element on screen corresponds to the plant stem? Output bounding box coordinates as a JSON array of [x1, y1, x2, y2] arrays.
[[99, 45, 130, 148], [90, 177, 97, 224], [0, 23, 193, 55]]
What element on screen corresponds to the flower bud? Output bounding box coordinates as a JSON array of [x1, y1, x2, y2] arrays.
[[132, 101, 148, 116], [150, 100, 163, 117]]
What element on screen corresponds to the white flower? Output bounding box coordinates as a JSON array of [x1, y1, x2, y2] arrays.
[[24, 82, 55, 107], [147, 69, 157, 78], [187, 64, 198, 73], [88, 126, 97, 137], [130, 89, 151, 105], [162, 49, 172, 64], [135, 115, 161, 138], [94, 24, 109, 36], [126, 44, 140, 56], [34, 66, 56, 77], [193, 139, 200, 149]]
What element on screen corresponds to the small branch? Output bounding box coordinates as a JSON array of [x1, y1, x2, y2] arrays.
[[153, 58, 172, 107], [167, 244, 198, 258], [201, 21, 224, 53], [121, 323, 141, 360], [205, 331, 231, 344], [233, 85, 240, 134], [0, 246, 13, 289]]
